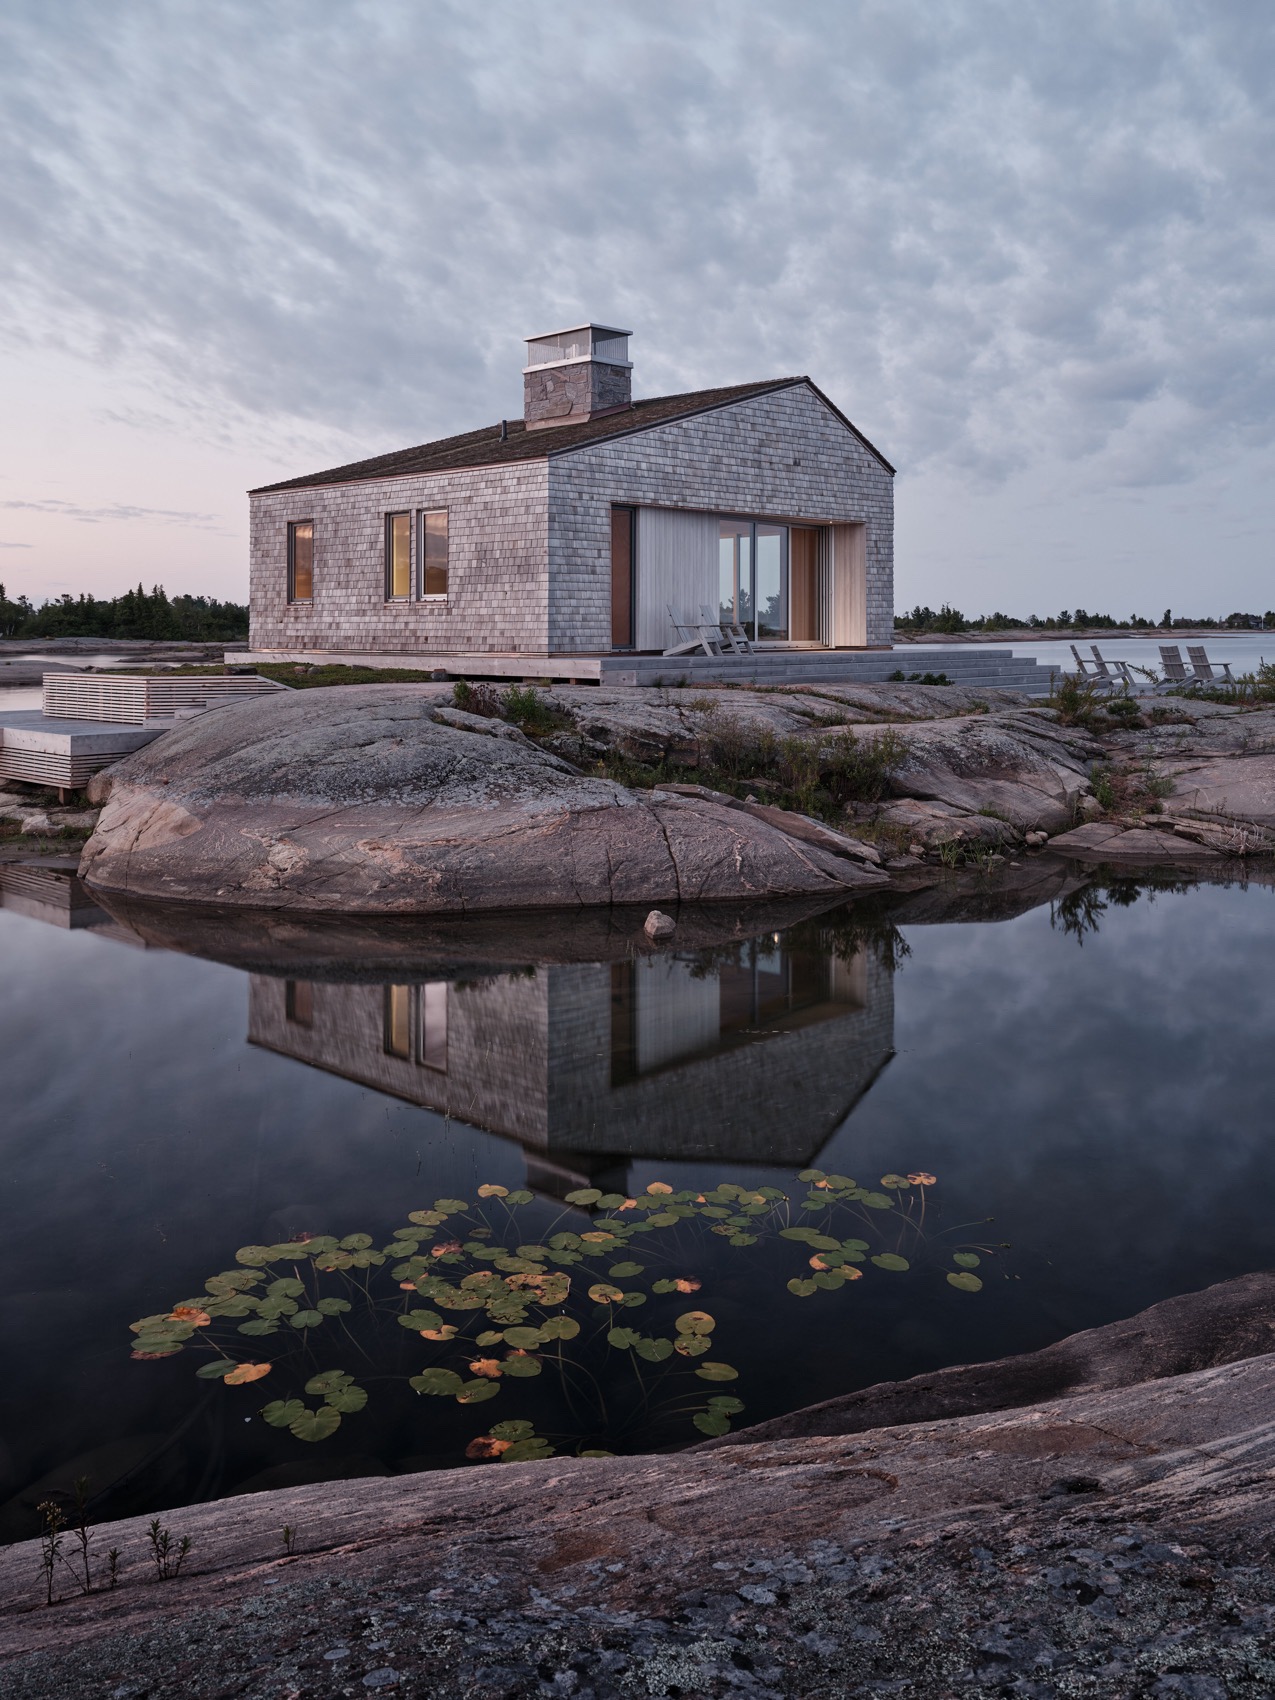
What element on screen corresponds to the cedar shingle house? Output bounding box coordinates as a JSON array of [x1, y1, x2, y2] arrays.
[[247, 326, 895, 664]]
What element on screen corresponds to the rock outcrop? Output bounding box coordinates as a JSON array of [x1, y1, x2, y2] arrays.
[[78, 687, 886, 913], [2, 1277, 1274, 1697]]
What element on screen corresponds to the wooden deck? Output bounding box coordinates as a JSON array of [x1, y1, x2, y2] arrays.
[[233, 645, 1060, 693]]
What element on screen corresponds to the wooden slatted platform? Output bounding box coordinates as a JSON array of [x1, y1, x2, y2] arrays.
[[43, 672, 284, 725], [0, 711, 161, 789]]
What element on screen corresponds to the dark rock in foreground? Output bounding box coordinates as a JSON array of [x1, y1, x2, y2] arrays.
[[2, 1277, 1274, 1697], [79, 687, 886, 913]]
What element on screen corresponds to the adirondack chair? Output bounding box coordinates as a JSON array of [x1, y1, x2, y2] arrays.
[[1158, 645, 1196, 686], [1186, 645, 1235, 684], [1069, 644, 1100, 678], [662, 604, 723, 657], [1089, 646, 1149, 689], [700, 603, 753, 654], [1087, 646, 1128, 688]]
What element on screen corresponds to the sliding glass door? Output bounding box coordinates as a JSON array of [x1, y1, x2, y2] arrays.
[[718, 520, 790, 641]]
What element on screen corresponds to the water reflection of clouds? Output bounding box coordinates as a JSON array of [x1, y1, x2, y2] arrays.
[[828, 880, 1275, 1345]]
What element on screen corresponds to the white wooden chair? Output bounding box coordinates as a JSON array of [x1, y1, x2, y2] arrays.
[[700, 603, 753, 654], [662, 605, 723, 657], [1159, 645, 1198, 686], [1186, 645, 1234, 684]]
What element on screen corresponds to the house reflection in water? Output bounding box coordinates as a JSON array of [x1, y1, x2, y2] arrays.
[[248, 935, 895, 1188]]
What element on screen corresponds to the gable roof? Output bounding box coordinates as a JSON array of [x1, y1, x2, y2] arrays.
[[250, 377, 894, 495]]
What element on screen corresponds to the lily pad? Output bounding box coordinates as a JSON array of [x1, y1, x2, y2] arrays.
[[608, 1262, 644, 1278], [195, 1360, 237, 1379], [289, 1405, 342, 1442], [304, 1369, 353, 1395], [501, 1437, 555, 1462], [871, 1253, 910, 1272], [323, 1385, 369, 1413], [634, 1337, 674, 1362], [457, 1378, 501, 1404], [953, 1252, 982, 1269], [505, 1190, 534, 1206], [695, 1361, 739, 1382], [289, 1309, 324, 1328], [693, 1410, 732, 1437], [565, 1188, 602, 1206], [946, 1270, 984, 1292], [490, 1419, 534, 1441], [606, 1327, 640, 1350], [675, 1310, 715, 1336], [786, 1278, 818, 1297], [501, 1354, 542, 1378], [262, 1399, 307, 1428], [398, 1310, 445, 1332], [539, 1316, 580, 1341], [502, 1326, 544, 1349], [410, 1368, 464, 1396], [316, 1297, 352, 1316]]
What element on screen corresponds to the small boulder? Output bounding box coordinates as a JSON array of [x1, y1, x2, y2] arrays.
[[643, 910, 676, 941]]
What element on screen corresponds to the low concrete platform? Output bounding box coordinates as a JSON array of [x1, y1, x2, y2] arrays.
[[232, 645, 1061, 693], [0, 710, 162, 790]]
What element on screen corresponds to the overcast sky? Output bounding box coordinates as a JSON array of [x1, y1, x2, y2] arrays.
[[2, 0, 1273, 616]]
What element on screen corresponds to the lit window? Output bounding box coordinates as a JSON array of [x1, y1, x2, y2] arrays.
[[288, 521, 313, 602], [384, 985, 411, 1058], [420, 510, 448, 598], [420, 981, 448, 1071], [386, 513, 411, 600]]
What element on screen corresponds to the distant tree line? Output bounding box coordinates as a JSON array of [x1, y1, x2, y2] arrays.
[[895, 604, 1275, 634], [0, 583, 248, 641]]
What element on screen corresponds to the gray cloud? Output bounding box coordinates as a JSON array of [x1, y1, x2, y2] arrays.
[[1, 0, 1273, 494], [0, 540, 34, 548], [0, 498, 226, 530]]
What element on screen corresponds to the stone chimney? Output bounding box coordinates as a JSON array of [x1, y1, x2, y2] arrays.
[[523, 323, 632, 429]]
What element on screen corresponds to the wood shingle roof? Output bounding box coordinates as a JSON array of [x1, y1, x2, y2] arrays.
[[250, 377, 894, 494]]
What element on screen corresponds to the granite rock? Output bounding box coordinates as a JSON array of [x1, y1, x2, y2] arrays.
[[78, 687, 888, 913]]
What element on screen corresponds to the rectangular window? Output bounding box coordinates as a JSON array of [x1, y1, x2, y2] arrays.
[[285, 979, 313, 1026], [386, 512, 411, 600], [288, 520, 313, 602], [420, 981, 448, 1071], [420, 509, 448, 597], [384, 984, 411, 1058]]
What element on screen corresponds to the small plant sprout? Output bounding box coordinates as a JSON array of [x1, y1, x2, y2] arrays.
[[128, 1167, 986, 1466], [71, 1475, 93, 1594], [106, 1547, 120, 1590], [282, 1524, 297, 1555], [147, 1517, 192, 1580], [37, 1500, 64, 1606]]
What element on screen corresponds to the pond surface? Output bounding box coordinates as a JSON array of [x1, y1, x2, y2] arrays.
[[1, 864, 1273, 1538]]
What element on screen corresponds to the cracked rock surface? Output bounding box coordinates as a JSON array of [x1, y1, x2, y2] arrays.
[[2, 1279, 1274, 1697], [77, 687, 886, 913]]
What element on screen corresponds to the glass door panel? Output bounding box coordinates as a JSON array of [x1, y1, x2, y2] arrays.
[[755, 524, 787, 640], [718, 521, 752, 629]]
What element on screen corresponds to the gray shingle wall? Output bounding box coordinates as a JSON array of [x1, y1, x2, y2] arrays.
[[248, 383, 892, 655], [547, 383, 894, 651], [249, 461, 550, 654]]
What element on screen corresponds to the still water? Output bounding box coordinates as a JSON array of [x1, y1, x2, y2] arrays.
[[1, 865, 1273, 1539]]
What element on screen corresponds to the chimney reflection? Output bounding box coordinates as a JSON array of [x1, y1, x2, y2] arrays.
[[247, 933, 895, 1185]]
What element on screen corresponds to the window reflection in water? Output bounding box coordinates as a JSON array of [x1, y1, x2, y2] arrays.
[[249, 933, 892, 1179]]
